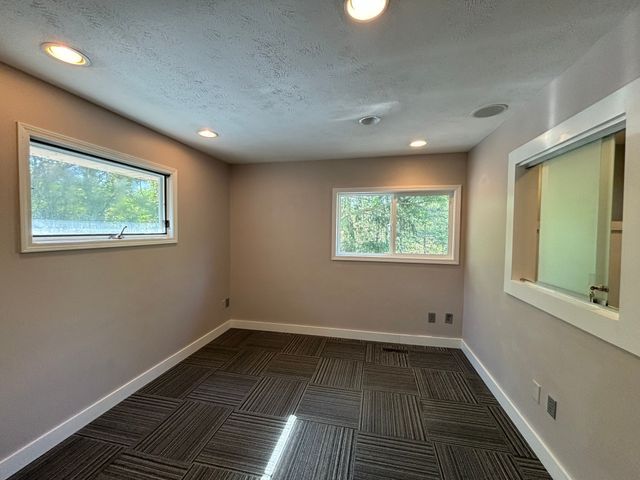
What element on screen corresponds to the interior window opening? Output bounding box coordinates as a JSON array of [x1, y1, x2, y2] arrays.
[[512, 129, 625, 310]]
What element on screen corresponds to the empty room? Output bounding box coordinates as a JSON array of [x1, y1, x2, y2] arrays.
[[1, 1, 639, 479]]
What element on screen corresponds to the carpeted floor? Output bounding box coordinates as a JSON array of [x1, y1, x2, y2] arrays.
[[9, 329, 552, 479]]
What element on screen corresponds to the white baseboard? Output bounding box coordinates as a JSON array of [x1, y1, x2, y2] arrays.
[[461, 341, 572, 480], [0, 321, 232, 480], [229, 319, 462, 348]]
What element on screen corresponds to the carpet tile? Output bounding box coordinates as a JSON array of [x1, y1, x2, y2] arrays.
[[361, 390, 426, 441], [406, 345, 453, 352], [187, 371, 260, 407], [414, 369, 477, 404], [77, 394, 181, 446], [94, 450, 188, 480], [408, 351, 462, 371], [353, 433, 441, 480], [422, 400, 512, 452], [262, 353, 320, 380], [435, 443, 523, 480], [512, 456, 554, 479], [220, 349, 276, 375], [139, 364, 211, 399], [8, 436, 122, 480], [11, 329, 550, 480], [465, 374, 499, 404], [183, 464, 260, 479], [489, 405, 537, 458], [321, 340, 367, 361], [282, 334, 326, 356], [312, 357, 363, 390], [210, 329, 254, 348], [362, 363, 420, 395], [451, 350, 479, 376], [196, 412, 288, 475], [135, 401, 232, 462], [239, 376, 307, 418], [295, 385, 362, 428], [182, 346, 240, 369], [271, 420, 355, 480], [241, 331, 293, 351], [365, 343, 410, 367]]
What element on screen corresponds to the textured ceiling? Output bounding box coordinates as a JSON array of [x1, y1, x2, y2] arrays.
[[0, 0, 636, 163]]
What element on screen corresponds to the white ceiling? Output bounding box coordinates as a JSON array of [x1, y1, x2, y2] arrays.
[[0, 0, 636, 163]]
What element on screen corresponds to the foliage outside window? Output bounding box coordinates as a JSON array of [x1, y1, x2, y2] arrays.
[[333, 186, 461, 264], [30, 142, 166, 236]]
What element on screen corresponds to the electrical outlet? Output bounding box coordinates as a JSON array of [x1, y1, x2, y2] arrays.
[[428, 312, 436, 323], [547, 395, 557, 419], [223, 297, 230, 308], [445, 313, 454, 324], [532, 380, 541, 404]]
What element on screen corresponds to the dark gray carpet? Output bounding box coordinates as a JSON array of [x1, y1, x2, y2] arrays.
[[10, 329, 552, 480]]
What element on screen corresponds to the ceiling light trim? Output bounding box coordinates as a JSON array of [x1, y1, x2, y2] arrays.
[[41, 42, 91, 66], [197, 128, 219, 138], [345, 0, 389, 23], [410, 139, 428, 148]]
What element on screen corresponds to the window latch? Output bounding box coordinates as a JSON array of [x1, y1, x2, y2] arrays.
[[589, 284, 609, 304], [109, 225, 128, 240]]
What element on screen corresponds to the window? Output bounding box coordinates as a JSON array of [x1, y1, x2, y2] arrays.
[[18, 124, 177, 252], [332, 186, 461, 264], [504, 77, 640, 358], [512, 130, 625, 309]]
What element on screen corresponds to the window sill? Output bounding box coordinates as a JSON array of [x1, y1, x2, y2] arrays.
[[332, 254, 459, 265], [504, 278, 619, 332], [22, 235, 177, 253]]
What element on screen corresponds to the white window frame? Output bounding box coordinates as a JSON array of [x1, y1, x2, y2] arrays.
[[18, 123, 178, 253], [504, 78, 640, 358], [332, 185, 462, 265]]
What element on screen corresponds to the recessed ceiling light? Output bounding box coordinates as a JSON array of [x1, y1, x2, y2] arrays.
[[410, 139, 428, 148], [197, 128, 219, 138], [345, 0, 389, 22], [472, 104, 509, 118], [358, 115, 381, 126], [41, 42, 90, 66]]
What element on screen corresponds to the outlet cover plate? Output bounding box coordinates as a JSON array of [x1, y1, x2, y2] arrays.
[[532, 380, 541, 404]]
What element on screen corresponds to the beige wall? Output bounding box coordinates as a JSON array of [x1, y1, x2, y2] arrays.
[[0, 64, 230, 460], [464, 9, 640, 480], [230, 154, 466, 337]]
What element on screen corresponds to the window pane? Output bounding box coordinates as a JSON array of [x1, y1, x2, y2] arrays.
[[338, 193, 391, 254], [29, 142, 166, 236], [396, 194, 450, 255], [538, 135, 616, 299]]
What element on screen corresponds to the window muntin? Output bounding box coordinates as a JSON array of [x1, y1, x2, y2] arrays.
[[333, 186, 461, 264], [29, 141, 167, 237]]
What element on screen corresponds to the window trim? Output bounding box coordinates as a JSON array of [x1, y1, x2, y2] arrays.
[[331, 185, 462, 265], [17, 123, 178, 253]]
